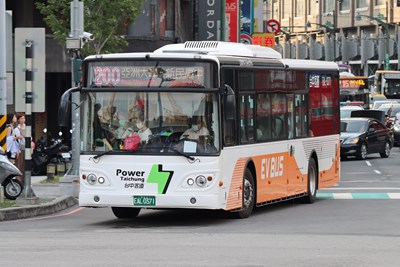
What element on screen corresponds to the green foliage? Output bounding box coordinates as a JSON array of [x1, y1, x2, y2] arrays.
[[0, 201, 16, 209], [36, 0, 143, 55]]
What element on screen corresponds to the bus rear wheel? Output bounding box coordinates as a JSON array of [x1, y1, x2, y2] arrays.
[[301, 158, 317, 204], [111, 207, 141, 219], [233, 169, 255, 219]]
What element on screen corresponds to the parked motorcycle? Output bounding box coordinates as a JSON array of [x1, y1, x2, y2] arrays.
[[0, 147, 24, 200], [31, 129, 71, 175]]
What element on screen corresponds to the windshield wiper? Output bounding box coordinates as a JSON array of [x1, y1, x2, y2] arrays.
[[169, 147, 195, 161], [93, 150, 117, 160]]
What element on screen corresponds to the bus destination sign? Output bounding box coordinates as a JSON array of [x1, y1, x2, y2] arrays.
[[89, 64, 205, 88], [384, 73, 400, 80], [339, 78, 366, 89]]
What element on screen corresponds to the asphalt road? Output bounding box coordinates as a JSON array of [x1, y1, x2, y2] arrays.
[[1, 149, 400, 266]]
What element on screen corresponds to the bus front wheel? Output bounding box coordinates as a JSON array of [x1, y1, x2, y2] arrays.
[[111, 207, 141, 219], [233, 169, 255, 219]]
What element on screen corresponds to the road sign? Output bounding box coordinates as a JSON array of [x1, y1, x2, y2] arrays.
[[265, 19, 280, 34]]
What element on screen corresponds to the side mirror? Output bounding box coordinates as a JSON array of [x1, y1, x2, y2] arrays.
[[223, 84, 236, 120], [58, 87, 79, 127]]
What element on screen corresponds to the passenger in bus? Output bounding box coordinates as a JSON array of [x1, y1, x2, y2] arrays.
[[135, 118, 152, 144], [115, 116, 133, 140], [180, 115, 209, 141]]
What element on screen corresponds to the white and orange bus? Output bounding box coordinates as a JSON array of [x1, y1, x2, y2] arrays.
[[59, 41, 340, 219]]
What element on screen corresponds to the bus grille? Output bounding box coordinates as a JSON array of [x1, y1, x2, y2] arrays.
[[184, 41, 219, 49]]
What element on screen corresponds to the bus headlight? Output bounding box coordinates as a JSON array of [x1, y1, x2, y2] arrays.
[[98, 176, 105, 184], [87, 173, 97, 185], [195, 175, 207, 187]]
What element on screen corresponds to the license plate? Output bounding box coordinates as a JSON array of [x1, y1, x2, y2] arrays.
[[62, 153, 71, 158], [133, 195, 156, 206]]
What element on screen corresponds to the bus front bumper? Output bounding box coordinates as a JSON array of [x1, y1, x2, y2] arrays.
[[79, 192, 225, 210]]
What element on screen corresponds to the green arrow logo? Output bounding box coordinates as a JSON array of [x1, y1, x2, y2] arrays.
[[147, 164, 174, 194]]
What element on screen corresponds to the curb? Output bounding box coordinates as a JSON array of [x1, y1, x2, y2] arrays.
[[0, 196, 78, 222]]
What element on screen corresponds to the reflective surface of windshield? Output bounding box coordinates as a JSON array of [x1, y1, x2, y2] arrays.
[[340, 120, 367, 133], [82, 92, 220, 155]]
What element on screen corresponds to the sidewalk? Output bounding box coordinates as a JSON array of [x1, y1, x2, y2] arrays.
[[0, 175, 78, 221]]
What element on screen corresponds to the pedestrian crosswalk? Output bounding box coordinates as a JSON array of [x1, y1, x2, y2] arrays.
[[317, 192, 400, 199]]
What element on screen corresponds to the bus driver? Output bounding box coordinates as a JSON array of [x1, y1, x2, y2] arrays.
[[180, 115, 209, 141]]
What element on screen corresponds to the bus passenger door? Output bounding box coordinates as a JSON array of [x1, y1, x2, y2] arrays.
[[288, 94, 305, 194]]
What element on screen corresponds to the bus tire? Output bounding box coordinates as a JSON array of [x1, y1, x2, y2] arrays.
[[111, 207, 141, 219], [233, 169, 255, 219], [301, 158, 317, 204]]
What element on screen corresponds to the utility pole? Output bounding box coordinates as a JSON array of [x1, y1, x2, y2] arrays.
[[385, 1, 389, 70], [23, 39, 34, 198], [0, 1, 7, 150], [62, 0, 83, 188]]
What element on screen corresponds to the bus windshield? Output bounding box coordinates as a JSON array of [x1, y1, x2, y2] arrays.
[[82, 91, 220, 155], [384, 79, 400, 97]]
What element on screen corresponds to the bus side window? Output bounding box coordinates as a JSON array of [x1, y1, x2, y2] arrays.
[[271, 93, 286, 140], [221, 69, 236, 146], [256, 94, 271, 142], [295, 94, 309, 138], [240, 95, 255, 143]]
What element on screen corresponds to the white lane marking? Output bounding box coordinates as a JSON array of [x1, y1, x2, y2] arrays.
[[333, 193, 353, 199], [387, 193, 400, 199], [365, 161, 371, 166], [374, 170, 382, 174]]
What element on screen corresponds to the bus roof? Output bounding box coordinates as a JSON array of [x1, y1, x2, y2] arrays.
[[374, 70, 400, 74], [85, 41, 283, 62], [340, 76, 368, 79], [281, 59, 339, 70], [153, 41, 282, 59]]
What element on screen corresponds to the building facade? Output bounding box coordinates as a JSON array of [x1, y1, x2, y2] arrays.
[[270, 0, 400, 76]]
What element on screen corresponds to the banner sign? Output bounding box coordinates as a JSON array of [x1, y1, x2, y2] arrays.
[[240, 0, 253, 44], [198, 0, 222, 41], [252, 33, 275, 48], [225, 0, 239, 42]]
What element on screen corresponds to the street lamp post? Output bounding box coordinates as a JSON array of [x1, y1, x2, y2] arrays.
[[355, 1, 390, 70], [306, 17, 336, 61]]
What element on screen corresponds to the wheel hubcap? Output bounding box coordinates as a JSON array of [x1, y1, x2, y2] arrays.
[[361, 145, 367, 158], [309, 166, 316, 195], [6, 182, 21, 197], [243, 179, 254, 209]]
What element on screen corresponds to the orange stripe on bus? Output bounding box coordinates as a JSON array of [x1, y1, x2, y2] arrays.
[[226, 158, 248, 210]]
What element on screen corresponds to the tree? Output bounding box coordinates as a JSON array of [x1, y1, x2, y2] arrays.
[[36, 0, 143, 55]]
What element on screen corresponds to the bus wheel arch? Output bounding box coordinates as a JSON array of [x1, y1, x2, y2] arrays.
[[233, 160, 256, 219]]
